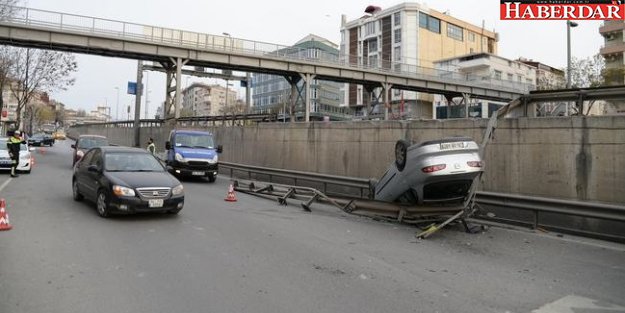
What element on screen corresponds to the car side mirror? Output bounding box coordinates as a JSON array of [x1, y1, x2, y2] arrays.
[[165, 141, 171, 150], [87, 165, 101, 173], [29, 147, 35, 152], [217, 145, 223, 154], [71, 144, 76, 149]]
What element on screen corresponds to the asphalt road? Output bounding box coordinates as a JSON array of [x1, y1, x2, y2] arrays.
[[0, 140, 624, 313]]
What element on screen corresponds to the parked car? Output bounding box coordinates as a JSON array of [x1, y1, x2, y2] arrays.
[[0, 137, 33, 174], [165, 130, 222, 182], [72, 146, 184, 217], [71, 135, 109, 166], [373, 137, 483, 205], [28, 133, 55, 146]]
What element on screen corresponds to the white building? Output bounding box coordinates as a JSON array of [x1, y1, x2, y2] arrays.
[[432, 53, 536, 119], [182, 83, 237, 116]]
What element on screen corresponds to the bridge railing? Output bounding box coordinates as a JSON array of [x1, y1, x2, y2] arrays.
[[1, 5, 535, 94]]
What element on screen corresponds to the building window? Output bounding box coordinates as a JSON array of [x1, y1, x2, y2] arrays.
[[494, 70, 502, 80], [468, 32, 475, 42], [394, 29, 401, 43], [394, 12, 401, 26], [368, 55, 378, 68], [419, 12, 440, 34], [367, 39, 378, 53], [507, 73, 514, 81], [447, 23, 463, 41], [517, 75, 523, 82], [394, 46, 401, 61], [365, 21, 376, 36]]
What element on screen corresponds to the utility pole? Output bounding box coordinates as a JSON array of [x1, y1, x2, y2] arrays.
[[134, 60, 143, 147], [145, 72, 150, 119]]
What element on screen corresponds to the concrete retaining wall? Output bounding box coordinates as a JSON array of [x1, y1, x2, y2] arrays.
[[68, 116, 625, 204]]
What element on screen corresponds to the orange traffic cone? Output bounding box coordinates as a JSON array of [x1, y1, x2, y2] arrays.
[[224, 183, 237, 202], [0, 198, 12, 231]]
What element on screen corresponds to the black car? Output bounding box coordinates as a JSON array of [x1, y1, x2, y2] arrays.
[[28, 133, 55, 146], [71, 135, 109, 166], [72, 146, 185, 217]]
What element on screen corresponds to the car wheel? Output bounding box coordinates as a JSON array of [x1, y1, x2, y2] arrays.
[[395, 140, 409, 171], [207, 174, 216, 183], [72, 179, 83, 201], [96, 190, 111, 218]]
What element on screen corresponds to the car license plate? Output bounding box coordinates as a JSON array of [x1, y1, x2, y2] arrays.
[[0, 160, 9, 165], [148, 199, 164, 208], [440, 142, 466, 150], [192, 171, 204, 176]]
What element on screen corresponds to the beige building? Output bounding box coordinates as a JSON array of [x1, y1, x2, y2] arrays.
[[599, 20, 625, 86], [182, 83, 237, 116], [340, 3, 499, 117], [433, 53, 536, 118]]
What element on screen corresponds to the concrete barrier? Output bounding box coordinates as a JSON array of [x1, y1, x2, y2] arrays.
[[69, 116, 625, 205]]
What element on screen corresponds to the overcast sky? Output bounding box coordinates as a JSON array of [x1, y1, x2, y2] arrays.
[[23, 0, 604, 118]]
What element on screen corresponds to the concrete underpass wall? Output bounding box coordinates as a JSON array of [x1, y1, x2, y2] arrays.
[[68, 116, 625, 204]]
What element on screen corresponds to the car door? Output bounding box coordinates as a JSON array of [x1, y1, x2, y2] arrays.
[[82, 149, 103, 200], [75, 149, 97, 200]]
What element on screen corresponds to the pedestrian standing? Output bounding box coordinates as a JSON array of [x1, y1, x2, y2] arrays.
[[7, 130, 25, 178], [147, 137, 156, 155]]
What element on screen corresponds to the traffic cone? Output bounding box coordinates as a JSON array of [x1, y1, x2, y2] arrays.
[[0, 198, 12, 231], [224, 183, 237, 202]]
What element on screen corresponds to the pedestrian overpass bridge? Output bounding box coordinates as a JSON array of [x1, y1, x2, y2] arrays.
[[0, 5, 531, 120]]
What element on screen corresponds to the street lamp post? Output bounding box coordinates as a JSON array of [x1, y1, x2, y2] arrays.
[[566, 20, 579, 89], [114, 87, 119, 121]]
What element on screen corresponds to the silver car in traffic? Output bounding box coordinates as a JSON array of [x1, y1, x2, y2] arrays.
[[373, 137, 483, 205]]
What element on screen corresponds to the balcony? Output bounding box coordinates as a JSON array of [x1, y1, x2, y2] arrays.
[[600, 41, 625, 56], [599, 21, 625, 35]]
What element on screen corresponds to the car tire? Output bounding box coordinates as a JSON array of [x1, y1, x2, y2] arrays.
[[96, 189, 111, 218], [395, 140, 409, 171], [72, 179, 83, 201], [207, 174, 216, 183]]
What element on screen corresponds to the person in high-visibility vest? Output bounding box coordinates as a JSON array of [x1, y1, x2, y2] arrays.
[[7, 130, 25, 178], [146, 137, 156, 155]]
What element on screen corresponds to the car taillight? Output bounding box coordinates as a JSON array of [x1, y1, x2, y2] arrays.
[[467, 161, 482, 168], [421, 164, 446, 173]]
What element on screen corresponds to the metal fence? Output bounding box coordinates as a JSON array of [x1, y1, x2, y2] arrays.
[[1, 5, 534, 93]]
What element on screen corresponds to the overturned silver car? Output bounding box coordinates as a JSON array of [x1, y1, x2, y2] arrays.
[[373, 137, 483, 205]]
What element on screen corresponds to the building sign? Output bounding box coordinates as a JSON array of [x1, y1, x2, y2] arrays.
[[127, 82, 137, 95], [500, 0, 624, 20]]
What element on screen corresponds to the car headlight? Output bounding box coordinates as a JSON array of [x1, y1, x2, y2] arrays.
[[208, 155, 218, 164], [113, 185, 136, 197], [175, 153, 185, 162], [77, 150, 84, 158], [172, 184, 184, 196]]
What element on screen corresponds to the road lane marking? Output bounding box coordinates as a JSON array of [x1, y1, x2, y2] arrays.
[[0, 178, 12, 193]]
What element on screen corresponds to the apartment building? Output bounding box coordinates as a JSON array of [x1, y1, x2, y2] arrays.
[[182, 83, 237, 116], [252, 34, 343, 116], [340, 3, 498, 118], [433, 53, 536, 118], [599, 20, 625, 86]]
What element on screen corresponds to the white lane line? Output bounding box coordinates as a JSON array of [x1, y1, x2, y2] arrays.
[[0, 178, 12, 193]]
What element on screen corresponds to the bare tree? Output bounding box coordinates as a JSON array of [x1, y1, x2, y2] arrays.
[[9, 48, 77, 128], [569, 54, 605, 88]]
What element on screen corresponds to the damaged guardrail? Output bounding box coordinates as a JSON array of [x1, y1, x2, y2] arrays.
[[220, 161, 625, 242]]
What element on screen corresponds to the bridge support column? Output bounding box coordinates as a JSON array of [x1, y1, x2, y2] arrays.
[[133, 60, 143, 147], [162, 58, 189, 123], [284, 75, 302, 122], [381, 83, 392, 120], [299, 73, 316, 122]]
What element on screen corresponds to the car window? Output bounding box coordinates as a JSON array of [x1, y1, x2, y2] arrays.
[[77, 137, 108, 149], [105, 152, 165, 172], [174, 133, 214, 148], [79, 149, 95, 165], [90, 150, 102, 167]]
